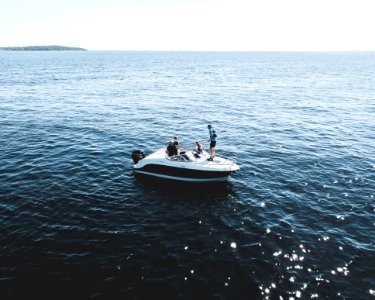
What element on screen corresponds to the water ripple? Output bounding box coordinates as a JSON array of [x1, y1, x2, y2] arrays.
[[1, 51, 374, 299]]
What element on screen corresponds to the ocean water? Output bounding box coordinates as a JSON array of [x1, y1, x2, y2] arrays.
[[0, 51, 374, 299]]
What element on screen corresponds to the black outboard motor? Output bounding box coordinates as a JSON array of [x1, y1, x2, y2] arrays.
[[132, 150, 145, 164]]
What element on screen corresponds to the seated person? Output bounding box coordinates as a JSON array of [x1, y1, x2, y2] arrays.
[[173, 136, 179, 147], [194, 140, 204, 158], [173, 136, 180, 152], [195, 140, 203, 154], [166, 140, 178, 156]]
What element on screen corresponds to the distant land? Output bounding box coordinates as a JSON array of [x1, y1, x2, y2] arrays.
[[0, 45, 87, 51]]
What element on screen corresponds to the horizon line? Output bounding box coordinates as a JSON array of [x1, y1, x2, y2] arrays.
[[1, 45, 375, 52]]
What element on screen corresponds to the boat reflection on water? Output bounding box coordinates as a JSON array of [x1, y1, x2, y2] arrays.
[[133, 172, 237, 199]]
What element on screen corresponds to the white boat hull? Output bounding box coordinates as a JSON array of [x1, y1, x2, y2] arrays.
[[133, 149, 239, 182]]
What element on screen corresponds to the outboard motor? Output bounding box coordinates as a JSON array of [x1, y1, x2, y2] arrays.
[[132, 150, 145, 164]]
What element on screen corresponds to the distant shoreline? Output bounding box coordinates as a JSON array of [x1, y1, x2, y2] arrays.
[[0, 45, 87, 51]]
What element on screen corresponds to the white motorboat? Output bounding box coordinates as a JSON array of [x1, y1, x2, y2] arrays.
[[131, 149, 239, 182]]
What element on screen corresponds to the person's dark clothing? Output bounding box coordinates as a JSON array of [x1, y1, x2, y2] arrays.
[[167, 144, 177, 156]]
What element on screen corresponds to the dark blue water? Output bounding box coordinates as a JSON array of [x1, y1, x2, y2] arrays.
[[0, 51, 374, 299]]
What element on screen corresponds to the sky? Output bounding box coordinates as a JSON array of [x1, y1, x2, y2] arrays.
[[1, 0, 375, 51]]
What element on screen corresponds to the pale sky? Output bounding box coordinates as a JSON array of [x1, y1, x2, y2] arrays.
[[1, 0, 375, 51]]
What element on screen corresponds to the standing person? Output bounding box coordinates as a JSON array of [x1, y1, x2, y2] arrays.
[[207, 124, 217, 161]]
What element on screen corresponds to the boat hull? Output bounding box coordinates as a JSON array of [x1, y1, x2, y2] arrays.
[[134, 164, 234, 182], [132, 148, 239, 182]]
